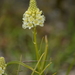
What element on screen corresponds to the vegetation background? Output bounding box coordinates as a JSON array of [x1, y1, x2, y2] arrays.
[[0, 0, 75, 75]]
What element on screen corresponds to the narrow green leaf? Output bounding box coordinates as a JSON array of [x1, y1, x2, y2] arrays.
[[41, 35, 48, 70], [40, 62, 52, 75], [31, 53, 45, 75], [7, 61, 39, 74], [39, 37, 44, 54]]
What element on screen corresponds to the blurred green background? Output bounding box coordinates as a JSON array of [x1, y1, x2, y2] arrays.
[[0, 0, 75, 75]]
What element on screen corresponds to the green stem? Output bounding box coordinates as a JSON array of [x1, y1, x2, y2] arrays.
[[33, 27, 39, 60], [32, 27, 41, 73]]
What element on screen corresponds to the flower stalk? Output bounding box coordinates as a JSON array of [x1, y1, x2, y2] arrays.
[[33, 27, 39, 60]]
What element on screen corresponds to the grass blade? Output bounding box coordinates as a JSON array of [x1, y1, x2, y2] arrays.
[[31, 53, 45, 75], [40, 62, 52, 75], [7, 61, 39, 74]]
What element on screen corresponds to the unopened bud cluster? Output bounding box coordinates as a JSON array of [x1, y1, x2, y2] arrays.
[[0, 57, 7, 75], [22, 0, 45, 29]]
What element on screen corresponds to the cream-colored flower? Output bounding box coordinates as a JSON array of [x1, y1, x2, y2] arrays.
[[33, 19, 40, 26], [27, 23, 33, 29], [28, 16, 34, 23], [0, 67, 4, 75], [22, 0, 45, 29], [0, 57, 6, 75]]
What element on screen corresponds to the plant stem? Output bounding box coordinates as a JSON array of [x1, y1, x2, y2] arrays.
[[33, 27, 39, 60]]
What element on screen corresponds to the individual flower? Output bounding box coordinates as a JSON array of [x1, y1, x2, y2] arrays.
[[0, 57, 7, 75], [22, 0, 45, 29]]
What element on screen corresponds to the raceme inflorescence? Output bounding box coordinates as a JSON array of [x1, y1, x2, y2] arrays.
[[0, 57, 7, 75], [22, 0, 45, 29]]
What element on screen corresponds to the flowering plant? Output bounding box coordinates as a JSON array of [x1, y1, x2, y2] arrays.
[[0, 0, 56, 75], [22, 0, 52, 75]]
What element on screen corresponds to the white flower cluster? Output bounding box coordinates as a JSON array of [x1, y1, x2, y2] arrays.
[[0, 57, 6, 75], [22, 9, 45, 29], [22, 0, 45, 29], [0, 67, 4, 75]]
